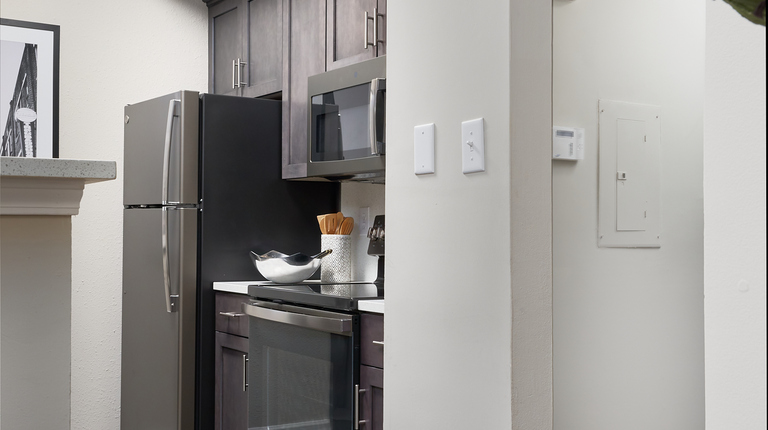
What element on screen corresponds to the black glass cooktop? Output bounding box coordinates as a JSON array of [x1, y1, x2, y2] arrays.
[[247, 281, 383, 311]]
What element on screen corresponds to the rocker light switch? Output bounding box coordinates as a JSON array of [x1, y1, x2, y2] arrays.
[[414, 123, 435, 175], [461, 118, 485, 174]]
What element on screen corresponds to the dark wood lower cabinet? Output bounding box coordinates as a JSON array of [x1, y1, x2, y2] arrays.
[[215, 331, 249, 430], [360, 364, 383, 430]]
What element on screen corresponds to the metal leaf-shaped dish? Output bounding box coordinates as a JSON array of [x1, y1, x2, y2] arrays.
[[249, 249, 332, 283]]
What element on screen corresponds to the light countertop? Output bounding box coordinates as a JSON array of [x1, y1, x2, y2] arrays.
[[1, 157, 116, 180], [1, 157, 117, 216]]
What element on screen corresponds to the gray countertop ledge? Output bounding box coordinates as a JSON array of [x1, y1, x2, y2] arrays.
[[1, 157, 116, 181], [1, 157, 117, 216]]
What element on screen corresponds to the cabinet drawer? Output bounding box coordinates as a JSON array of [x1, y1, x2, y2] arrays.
[[360, 313, 383, 368], [215, 292, 249, 337]]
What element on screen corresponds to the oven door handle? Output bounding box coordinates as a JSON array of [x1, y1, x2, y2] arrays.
[[242, 301, 353, 336]]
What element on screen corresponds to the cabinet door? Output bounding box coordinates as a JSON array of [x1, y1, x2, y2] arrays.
[[360, 365, 384, 430], [241, 0, 283, 97], [326, 0, 377, 70], [282, 0, 327, 178], [215, 332, 249, 430], [209, 0, 245, 96]]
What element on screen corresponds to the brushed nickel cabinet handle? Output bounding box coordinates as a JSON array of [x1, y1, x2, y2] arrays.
[[372, 340, 384, 346], [219, 311, 245, 317], [232, 59, 237, 89], [355, 384, 367, 429], [242, 354, 249, 391], [237, 58, 248, 87]]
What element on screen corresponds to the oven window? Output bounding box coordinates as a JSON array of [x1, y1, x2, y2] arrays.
[[248, 317, 355, 429]]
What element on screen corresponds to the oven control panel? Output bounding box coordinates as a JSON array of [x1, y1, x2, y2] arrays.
[[366, 215, 385, 256]]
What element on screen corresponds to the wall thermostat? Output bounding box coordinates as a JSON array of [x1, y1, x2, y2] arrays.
[[552, 126, 585, 160]]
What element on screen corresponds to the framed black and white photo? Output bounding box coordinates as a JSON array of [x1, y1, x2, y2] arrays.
[[0, 18, 59, 158]]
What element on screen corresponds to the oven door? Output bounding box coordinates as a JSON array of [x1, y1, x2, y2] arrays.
[[243, 301, 360, 430]]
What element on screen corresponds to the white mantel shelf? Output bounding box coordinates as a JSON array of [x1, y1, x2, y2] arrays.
[[0, 157, 117, 215]]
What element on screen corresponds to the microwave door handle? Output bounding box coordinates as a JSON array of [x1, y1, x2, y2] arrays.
[[162, 99, 180, 205], [369, 78, 382, 155], [242, 302, 353, 335]]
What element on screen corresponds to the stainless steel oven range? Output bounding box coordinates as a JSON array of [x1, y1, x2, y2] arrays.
[[242, 282, 383, 430], [243, 215, 384, 429]]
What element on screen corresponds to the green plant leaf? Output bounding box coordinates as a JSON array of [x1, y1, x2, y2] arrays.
[[722, 0, 766, 26]]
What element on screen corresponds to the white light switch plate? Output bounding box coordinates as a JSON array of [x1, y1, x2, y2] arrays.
[[414, 123, 435, 175], [462, 118, 485, 174]]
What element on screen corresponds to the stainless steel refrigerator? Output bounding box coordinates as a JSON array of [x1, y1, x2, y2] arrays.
[[121, 91, 339, 429]]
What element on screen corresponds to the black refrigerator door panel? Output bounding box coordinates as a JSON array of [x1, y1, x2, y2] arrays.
[[124, 91, 199, 206], [195, 94, 340, 429]]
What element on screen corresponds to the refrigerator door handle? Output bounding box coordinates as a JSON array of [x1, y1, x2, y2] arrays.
[[161, 206, 176, 313], [162, 99, 180, 206]]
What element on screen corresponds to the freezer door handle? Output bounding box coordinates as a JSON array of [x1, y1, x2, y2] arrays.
[[162, 99, 180, 206], [161, 207, 176, 313]]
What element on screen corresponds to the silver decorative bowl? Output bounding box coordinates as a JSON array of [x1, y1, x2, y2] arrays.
[[249, 249, 332, 283]]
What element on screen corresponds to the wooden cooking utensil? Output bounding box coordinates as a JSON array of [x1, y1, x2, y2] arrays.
[[317, 214, 328, 234], [326, 216, 337, 236], [339, 217, 354, 235], [335, 212, 344, 234]]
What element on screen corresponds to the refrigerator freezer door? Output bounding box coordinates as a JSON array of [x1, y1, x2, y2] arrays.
[[121, 207, 197, 430], [124, 91, 199, 206]]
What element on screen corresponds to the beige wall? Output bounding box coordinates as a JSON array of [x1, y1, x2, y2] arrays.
[[553, 0, 705, 428], [0, 1, 207, 427], [1, 216, 72, 428]]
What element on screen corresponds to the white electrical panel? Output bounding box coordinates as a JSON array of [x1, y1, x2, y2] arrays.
[[598, 100, 661, 248], [552, 126, 585, 160]]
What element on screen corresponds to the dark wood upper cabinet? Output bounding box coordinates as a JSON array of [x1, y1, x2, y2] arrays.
[[209, 0, 244, 96], [281, 0, 327, 179], [208, 0, 387, 179], [327, 0, 376, 70], [242, 0, 283, 97], [208, 0, 284, 98]]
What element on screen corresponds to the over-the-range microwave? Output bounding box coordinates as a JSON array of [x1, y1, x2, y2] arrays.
[[307, 56, 385, 183]]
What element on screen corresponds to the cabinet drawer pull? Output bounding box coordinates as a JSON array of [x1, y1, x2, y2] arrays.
[[354, 384, 367, 429], [219, 311, 245, 318], [242, 354, 248, 392], [372, 340, 384, 346]]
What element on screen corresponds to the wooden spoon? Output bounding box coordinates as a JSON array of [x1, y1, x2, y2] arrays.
[[326, 216, 337, 236], [335, 212, 344, 234], [339, 217, 354, 235], [317, 215, 326, 234]]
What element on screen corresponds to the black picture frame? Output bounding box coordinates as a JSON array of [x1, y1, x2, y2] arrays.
[[0, 18, 59, 158]]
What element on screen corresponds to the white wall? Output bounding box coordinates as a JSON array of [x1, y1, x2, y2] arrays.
[[553, 0, 705, 429], [385, 0, 512, 426], [0, 1, 207, 428], [704, 2, 767, 429], [340, 182, 385, 281], [385, 0, 551, 428]]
